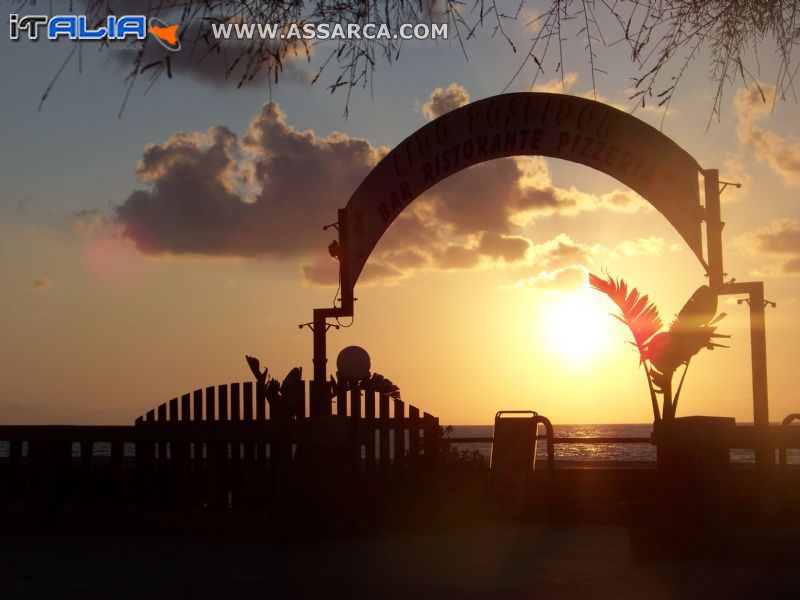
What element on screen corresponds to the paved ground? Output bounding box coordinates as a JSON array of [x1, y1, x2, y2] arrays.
[[1, 523, 798, 598]]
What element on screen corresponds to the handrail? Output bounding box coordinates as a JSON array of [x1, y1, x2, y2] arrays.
[[779, 413, 800, 466], [448, 436, 653, 444]]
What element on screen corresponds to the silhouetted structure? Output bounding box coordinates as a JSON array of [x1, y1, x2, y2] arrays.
[[0, 376, 439, 518]]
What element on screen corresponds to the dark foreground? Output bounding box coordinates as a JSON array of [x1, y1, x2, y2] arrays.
[[2, 523, 799, 599]]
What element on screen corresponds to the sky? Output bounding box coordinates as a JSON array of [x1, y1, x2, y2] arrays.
[[2, 2, 800, 426]]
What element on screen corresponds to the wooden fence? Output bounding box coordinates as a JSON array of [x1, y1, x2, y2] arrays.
[[0, 380, 440, 510]]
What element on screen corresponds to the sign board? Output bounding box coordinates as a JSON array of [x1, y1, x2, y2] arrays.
[[342, 92, 705, 292], [490, 412, 539, 513]]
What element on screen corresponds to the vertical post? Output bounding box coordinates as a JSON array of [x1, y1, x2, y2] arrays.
[[750, 282, 772, 485], [749, 282, 769, 430], [704, 169, 724, 290], [364, 388, 376, 479], [205, 386, 216, 422], [409, 405, 420, 465], [311, 209, 352, 417], [311, 309, 334, 417], [379, 393, 390, 474], [394, 399, 406, 467]]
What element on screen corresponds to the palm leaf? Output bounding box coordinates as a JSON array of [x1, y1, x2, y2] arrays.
[[589, 272, 663, 359]]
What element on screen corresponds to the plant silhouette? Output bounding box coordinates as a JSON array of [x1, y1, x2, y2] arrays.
[[589, 272, 729, 421], [245, 355, 302, 420]]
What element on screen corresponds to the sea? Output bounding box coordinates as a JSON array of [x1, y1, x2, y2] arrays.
[[448, 423, 800, 465]]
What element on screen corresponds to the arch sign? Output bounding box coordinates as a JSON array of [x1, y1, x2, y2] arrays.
[[311, 93, 772, 446], [340, 92, 710, 296]]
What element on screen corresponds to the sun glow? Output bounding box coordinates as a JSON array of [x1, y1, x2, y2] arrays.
[[538, 287, 618, 366]]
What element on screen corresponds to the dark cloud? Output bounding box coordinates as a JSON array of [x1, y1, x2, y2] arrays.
[[476, 232, 530, 262], [737, 219, 800, 276], [434, 244, 483, 270], [117, 102, 384, 257], [108, 17, 312, 87], [783, 257, 800, 273], [426, 159, 556, 235]]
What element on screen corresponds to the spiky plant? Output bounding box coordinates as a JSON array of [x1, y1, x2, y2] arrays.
[[589, 272, 729, 421]]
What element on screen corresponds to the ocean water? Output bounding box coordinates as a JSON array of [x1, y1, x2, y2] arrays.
[[448, 423, 800, 465]]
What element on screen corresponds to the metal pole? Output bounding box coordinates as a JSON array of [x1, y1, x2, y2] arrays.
[[310, 209, 354, 417], [748, 282, 769, 430], [704, 169, 724, 290]]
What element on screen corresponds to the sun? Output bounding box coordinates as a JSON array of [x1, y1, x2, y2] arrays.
[[538, 287, 617, 366]]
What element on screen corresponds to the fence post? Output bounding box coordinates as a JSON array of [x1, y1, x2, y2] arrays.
[[379, 393, 390, 474], [364, 388, 376, 480], [423, 413, 439, 469], [409, 406, 420, 466], [394, 399, 406, 469]]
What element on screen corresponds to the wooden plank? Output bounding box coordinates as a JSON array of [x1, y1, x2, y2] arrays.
[[337, 380, 348, 417], [394, 399, 405, 465], [241, 381, 255, 507], [231, 383, 241, 423], [229, 383, 241, 507], [192, 389, 204, 502], [379, 393, 390, 473], [157, 403, 167, 472], [409, 405, 420, 464], [137, 409, 156, 501], [169, 397, 178, 422], [208, 385, 227, 508], [243, 382, 254, 422], [256, 382, 266, 422], [349, 383, 361, 420], [282, 377, 304, 420], [364, 388, 376, 478], [193, 389, 203, 423], [181, 393, 191, 422], [218, 385, 228, 423], [168, 397, 186, 503], [205, 386, 216, 422]]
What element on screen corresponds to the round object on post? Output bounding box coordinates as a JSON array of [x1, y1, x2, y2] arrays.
[[336, 346, 371, 381]]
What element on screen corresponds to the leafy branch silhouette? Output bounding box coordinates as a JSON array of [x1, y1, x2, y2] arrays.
[[590, 272, 729, 421]]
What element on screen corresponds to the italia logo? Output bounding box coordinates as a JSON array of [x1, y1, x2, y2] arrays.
[[9, 14, 182, 51], [148, 17, 181, 51]]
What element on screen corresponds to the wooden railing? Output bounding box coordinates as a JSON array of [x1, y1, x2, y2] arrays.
[[0, 380, 440, 510]]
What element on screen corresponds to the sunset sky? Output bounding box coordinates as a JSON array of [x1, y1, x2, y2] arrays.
[[2, 2, 800, 426]]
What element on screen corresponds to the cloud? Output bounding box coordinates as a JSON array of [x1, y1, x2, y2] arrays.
[[73, 211, 108, 239], [109, 18, 312, 87], [31, 277, 53, 291], [736, 218, 800, 275], [421, 83, 470, 120], [513, 265, 589, 291], [422, 156, 646, 237], [117, 102, 386, 257], [533, 72, 580, 94], [735, 84, 800, 186], [507, 233, 671, 291]]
